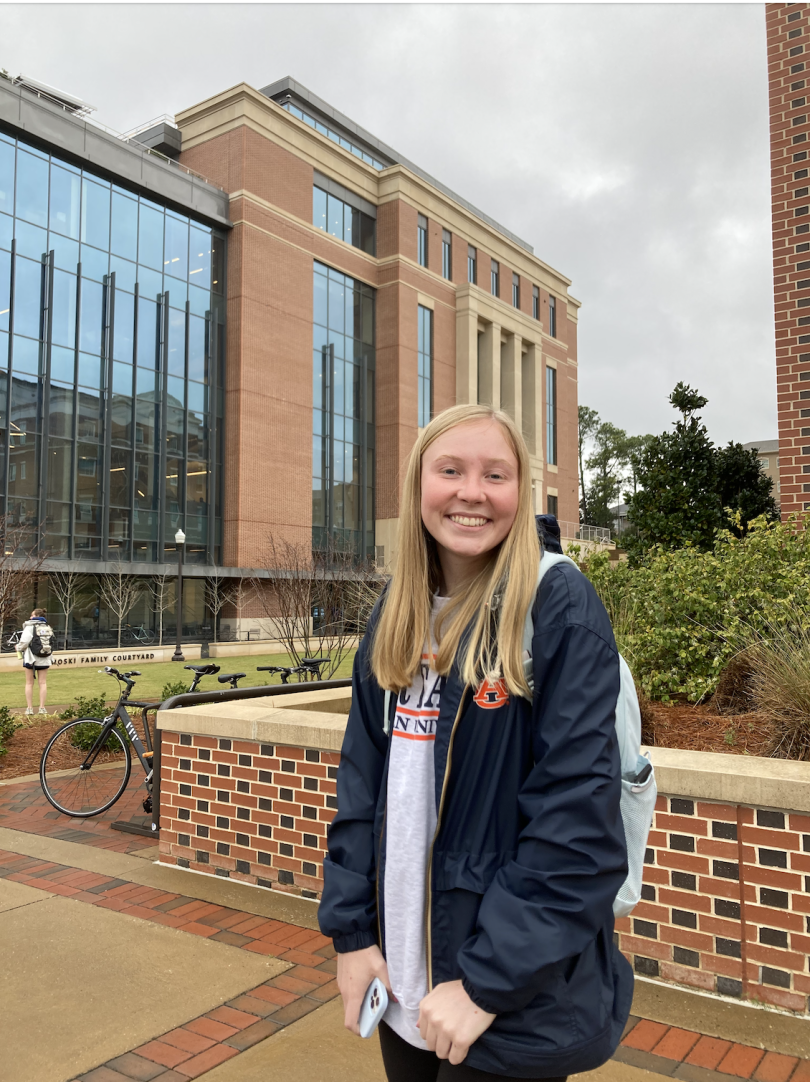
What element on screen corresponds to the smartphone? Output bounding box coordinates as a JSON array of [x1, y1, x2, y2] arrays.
[[358, 976, 388, 1039]]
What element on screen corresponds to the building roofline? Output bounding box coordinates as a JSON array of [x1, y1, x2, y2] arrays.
[[259, 76, 535, 255], [0, 75, 231, 229]]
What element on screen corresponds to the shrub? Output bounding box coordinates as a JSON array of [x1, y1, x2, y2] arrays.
[[59, 694, 109, 721], [578, 514, 810, 703], [68, 721, 129, 752], [161, 680, 188, 701], [0, 705, 20, 756], [748, 628, 810, 760]]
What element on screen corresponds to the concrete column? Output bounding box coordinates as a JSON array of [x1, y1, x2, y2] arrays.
[[521, 342, 542, 457], [500, 332, 522, 432], [478, 321, 501, 408], [455, 306, 478, 405]]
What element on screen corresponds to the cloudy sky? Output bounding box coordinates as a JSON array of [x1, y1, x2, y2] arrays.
[[3, 3, 774, 447]]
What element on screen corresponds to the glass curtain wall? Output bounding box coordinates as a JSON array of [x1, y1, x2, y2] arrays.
[[546, 365, 557, 467], [312, 262, 375, 558], [0, 130, 226, 564]]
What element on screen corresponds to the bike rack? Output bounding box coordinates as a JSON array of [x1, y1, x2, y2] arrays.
[[148, 678, 353, 837]]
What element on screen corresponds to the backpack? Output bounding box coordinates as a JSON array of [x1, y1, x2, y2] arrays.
[[29, 623, 53, 658], [522, 552, 656, 918]]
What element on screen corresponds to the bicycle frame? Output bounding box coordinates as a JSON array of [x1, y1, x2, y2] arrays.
[[81, 683, 153, 785]]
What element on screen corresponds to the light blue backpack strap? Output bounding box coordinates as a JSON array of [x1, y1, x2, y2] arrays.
[[522, 554, 581, 687], [383, 689, 392, 736]]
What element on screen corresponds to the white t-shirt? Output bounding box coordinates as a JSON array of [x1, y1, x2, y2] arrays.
[[383, 596, 448, 1049]]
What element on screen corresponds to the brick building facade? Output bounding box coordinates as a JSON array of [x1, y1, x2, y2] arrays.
[[176, 78, 580, 573], [768, 3, 810, 519]]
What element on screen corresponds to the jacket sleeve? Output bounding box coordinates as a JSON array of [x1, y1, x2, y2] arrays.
[[18, 624, 33, 650], [318, 630, 389, 954], [457, 567, 626, 1015]]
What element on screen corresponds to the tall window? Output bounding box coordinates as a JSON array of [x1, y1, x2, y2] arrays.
[[549, 294, 557, 337], [491, 259, 499, 297], [0, 129, 224, 568], [547, 494, 558, 518], [442, 229, 452, 280], [417, 305, 432, 428], [312, 262, 375, 558], [313, 186, 375, 255], [468, 245, 477, 284], [546, 366, 557, 466], [532, 285, 540, 320], [417, 214, 428, 267], [512, 272, 520, 308]]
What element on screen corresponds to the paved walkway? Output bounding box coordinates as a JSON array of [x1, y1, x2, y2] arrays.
[[2, 771, 810, 1081]]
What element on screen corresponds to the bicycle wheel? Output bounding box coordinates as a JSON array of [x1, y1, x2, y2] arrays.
[[40, 718, 131, 817]]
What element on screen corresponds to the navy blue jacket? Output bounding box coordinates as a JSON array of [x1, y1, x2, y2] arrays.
[[318, 561, 633, 1078]]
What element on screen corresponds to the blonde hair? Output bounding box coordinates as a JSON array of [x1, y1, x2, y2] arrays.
[[371, 404, 540, 698]]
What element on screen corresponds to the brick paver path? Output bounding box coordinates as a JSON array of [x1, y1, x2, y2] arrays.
[[0, 770, 154, 854]]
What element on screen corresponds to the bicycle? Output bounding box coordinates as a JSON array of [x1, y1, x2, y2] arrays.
[[39, 663, 226, 817], [121, 624, 156, 646], [257, 656, 330, 684]]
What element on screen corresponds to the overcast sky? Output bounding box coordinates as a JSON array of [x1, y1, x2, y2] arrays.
[[2, 3, 774, 447]]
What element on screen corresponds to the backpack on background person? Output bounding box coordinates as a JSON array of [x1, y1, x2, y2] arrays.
[[29, 623, 54, 658]]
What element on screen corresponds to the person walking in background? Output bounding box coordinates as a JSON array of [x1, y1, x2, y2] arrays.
[[18, 608, 54, 715], [319, 404, 630, 1081]]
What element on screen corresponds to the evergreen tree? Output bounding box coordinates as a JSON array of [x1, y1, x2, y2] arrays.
[[715, 442, 779, 534], [626, 383, 721, 558], [578, 405, 600, 524]]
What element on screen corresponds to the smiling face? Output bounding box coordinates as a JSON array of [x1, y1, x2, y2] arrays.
[[420, 419, 520, 593]]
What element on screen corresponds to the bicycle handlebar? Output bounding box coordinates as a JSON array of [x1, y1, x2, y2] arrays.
[[98, 666, 142, 681]]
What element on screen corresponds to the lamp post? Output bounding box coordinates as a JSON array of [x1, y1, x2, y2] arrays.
[[172, 528, 186, 662]]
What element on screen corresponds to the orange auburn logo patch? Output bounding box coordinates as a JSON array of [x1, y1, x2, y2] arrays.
[[473, 677, 510, 709]]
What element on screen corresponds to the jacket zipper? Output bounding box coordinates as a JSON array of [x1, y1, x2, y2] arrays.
[[425, 686, 469, 991], [376, 803, 387, 952]]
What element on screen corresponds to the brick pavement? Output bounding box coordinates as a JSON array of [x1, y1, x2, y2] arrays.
[[0, 770, 155, 855]]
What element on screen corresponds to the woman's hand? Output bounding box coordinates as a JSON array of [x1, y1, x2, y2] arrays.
[[336, 945, 393, 1036], [418, 980, 496, 1064]]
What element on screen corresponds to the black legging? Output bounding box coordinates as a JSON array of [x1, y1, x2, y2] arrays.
[[378, 1021, 568, 1082]]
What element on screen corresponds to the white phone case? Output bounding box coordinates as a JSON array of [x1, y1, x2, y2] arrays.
[[358, 976, 388, 1039]]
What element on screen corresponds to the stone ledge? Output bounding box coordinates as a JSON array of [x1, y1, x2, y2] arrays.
[[156, 688, 353, 751], [647, 745, 810, 813]]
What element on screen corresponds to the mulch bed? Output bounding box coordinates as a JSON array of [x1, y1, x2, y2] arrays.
[[644, 701, 774, 756], [0, 712, 151, 781]]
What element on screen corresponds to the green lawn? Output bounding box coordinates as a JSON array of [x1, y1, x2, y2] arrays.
[[2, 650, 356, 713]]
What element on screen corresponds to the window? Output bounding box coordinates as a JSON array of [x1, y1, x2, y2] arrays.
[[796, 150, 809, 161], [0, 129, 224, 570], [312, 262, 376, 559], [546, 366, 557, 466], [794, 80, 807, 90], [794, 98, 807, 107], [467, 245, 477, 284], [312, 186, 375, 255], [491, 259, 499, 297], [532, 285, 540, 320], [758, 458, 770, 469], [417, 305, 432, 428], [280, 101, 387, 170], [797, 169, 809, 179], [549, 295, 557, 337], [547, 494, 558, 518], [512, 272, 520, 308], [442, 229, 452, 280], [417, 214, 428, 268]]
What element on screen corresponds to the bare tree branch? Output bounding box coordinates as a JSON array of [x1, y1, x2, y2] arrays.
[[257, 537, 385, 678], [48, 567, 90, 650], [148, 572, 174, 648], [99, 562, 145, 649], [0, 518, 46, 649]]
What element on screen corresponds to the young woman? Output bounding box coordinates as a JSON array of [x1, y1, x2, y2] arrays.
[[18, 608, 53, 715], [319, 405, 632, 1081]]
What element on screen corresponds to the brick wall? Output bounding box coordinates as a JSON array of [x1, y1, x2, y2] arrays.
[[768, 2, 810, 518], [160, 721, 810, 1020], [159, 732, 339, 898], [617, 793, 810, 1015]]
